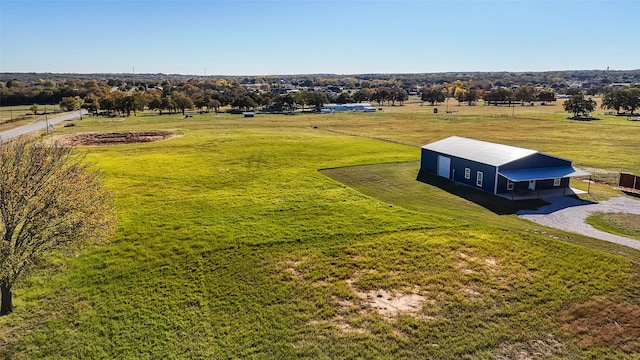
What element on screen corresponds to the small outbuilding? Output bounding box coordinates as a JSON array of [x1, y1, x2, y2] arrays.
[[419, 136, 590, 197], [321, 103, 374, 113]]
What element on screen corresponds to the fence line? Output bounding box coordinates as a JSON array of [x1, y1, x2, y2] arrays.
[[619, 173, 640, 191]]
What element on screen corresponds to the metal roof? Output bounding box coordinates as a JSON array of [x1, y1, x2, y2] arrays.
[[498, 166, 591, 181], [421, 136, 538, 166]]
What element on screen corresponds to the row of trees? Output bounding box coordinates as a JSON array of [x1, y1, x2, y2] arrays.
[[52, 84, 639, 119], [562, 88, 640, 118], [420, 85, 557, 106], [50, 86, 410, 117], [601, 88, 640, 115]]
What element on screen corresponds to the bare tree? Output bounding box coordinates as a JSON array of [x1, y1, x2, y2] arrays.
[[0, 137, 115, 316]]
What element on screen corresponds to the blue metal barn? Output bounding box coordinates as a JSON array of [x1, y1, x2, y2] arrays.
[[419, 136, 590, 197]]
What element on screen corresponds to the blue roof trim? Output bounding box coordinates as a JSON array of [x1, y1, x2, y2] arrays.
[[498, 166, 591, 181]]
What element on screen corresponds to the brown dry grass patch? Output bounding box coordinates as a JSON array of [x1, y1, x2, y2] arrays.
[[55, 130, 175, 146], [559, 297, 640, 352]]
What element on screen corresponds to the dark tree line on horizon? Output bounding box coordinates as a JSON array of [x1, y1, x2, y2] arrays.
[[1, 71, 639, 116]]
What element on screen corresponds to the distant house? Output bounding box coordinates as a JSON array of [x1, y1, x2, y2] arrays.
[[419, 136, 590, 197], [610, 83, 632, 89], [321, 103, 376, 113]]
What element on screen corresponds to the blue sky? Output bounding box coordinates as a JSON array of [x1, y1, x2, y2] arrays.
[[1, 0, 638, 75]]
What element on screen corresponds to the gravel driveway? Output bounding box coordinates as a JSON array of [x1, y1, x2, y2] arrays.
[[518, 196, 640, 250]]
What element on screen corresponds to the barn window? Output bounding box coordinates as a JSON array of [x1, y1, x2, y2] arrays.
[[476, 171, 483, 187], [553, 178, 561, 186], [464, 168, 470, 179], [507, 180, 514, 190]]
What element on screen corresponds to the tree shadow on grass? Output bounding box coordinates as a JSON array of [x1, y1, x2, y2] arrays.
[[416, 172, 548, 215]]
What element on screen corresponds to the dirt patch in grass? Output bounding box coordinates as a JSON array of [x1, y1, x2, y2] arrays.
[[55, 130, 175, 146], [348, 284, 426, 320], [455, 249, 501, 277], [282, 260, 432, 332], [559, 297, 640, 352]]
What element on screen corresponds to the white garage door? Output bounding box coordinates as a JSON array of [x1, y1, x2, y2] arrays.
[[437, 155, 451, 178]]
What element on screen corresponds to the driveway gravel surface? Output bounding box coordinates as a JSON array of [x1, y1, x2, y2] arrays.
[[518, 196, 640, 250]]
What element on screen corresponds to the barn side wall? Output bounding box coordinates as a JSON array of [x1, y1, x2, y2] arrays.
[[419, 148, 496, 193], [449, 157, 496, 193]]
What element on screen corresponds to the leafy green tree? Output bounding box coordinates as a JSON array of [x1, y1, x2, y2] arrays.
[[293, 90, 307, 109], [30, 103, 39, 115], [563, 94, 596, 118], [537, 90, 556, 105], [514, 85, 536, 103], [335, 92, 354, 104], [354, 88, 375, 103], [172, 92, 194, 115], [232, 95, 257, 111], [81, 95, 100, 115], [601, 89, 626, 114], [193, 96, 207, 111], [485, 87, 514, 105], [99, 96, 115, 115], [111, 92, 135, 117], [305, 92, 328, 111], [132, 92, 151, 115], [207, 98, 222, 113], [148, 95, 163, 114], [161, 97, 176, 114], [280, 93, 295, 111], [622, 88, 640, 115], [391, 89, 408, 106], [463, 89, 481, 106], [59, 96, 84, 111], [1, 137, 114, 315], [376, 87, 391, 106], [421, 87, 446, 105]]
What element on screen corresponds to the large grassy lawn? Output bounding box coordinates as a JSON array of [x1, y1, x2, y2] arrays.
[[2, 108, 640, 359]]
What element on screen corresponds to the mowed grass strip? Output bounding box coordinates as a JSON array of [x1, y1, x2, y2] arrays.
[[587, 212, 640, 240], [1, 111, 639, 359]]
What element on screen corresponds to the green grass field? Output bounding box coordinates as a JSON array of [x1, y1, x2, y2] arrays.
[[587, 213, 640, 240], [0, 104, 62, 132], [2, 106, 640, 359]]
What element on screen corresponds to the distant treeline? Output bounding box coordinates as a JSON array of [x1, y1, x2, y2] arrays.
[[1, 70, 639, 113]]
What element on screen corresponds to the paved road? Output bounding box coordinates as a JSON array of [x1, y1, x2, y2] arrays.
[[518, 196, 640, 250], [0, 109, 87, 141]]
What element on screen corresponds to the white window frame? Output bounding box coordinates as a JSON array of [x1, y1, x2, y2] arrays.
[[507, 180, 514, 190], [464, 168, 471, 179], [476, 171, 483, 187], [553, 178, 561, 186]]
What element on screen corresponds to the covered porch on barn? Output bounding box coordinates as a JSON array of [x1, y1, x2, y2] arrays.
[[496, 186, 587, 200], [496, 166, 591, 200]]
